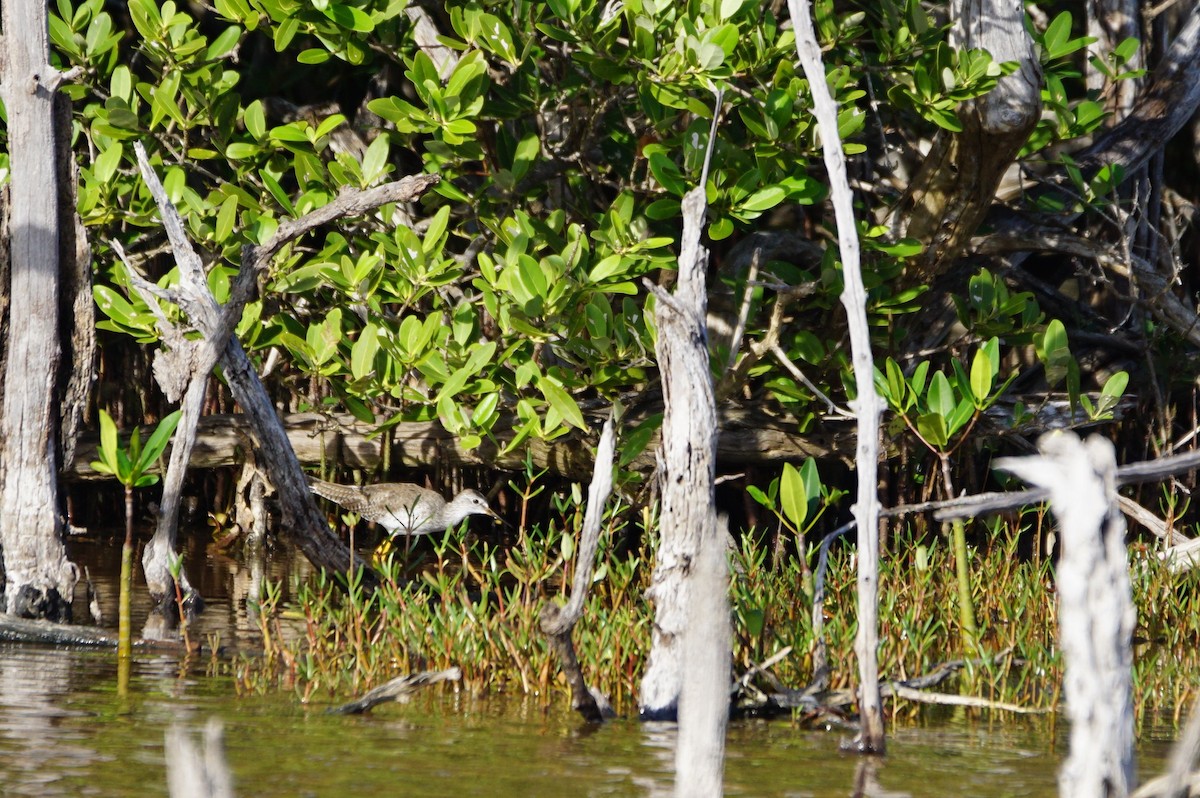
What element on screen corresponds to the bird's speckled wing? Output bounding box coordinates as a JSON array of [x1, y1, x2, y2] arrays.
[[309, 479, 373, 515]]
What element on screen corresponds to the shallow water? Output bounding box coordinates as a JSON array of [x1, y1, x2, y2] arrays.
[[0, 532, 1179, 796]]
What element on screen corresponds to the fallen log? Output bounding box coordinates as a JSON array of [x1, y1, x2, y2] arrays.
[[0, 613, 183, 650], [63, 407, 856, 483]]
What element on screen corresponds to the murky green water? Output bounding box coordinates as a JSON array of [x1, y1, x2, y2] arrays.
[[0, 535, 1179, 796]]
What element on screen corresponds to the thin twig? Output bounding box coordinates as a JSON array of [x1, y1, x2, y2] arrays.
[[769, 343, 854, 418]]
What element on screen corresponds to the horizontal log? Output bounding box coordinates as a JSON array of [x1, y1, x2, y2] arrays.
[[64, 408, 854, 483]]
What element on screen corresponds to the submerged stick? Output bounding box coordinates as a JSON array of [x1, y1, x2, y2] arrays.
[[327, 667, 462, 715], [539, 412, 617, 723]]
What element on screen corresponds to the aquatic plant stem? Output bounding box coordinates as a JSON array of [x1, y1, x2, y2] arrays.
[[939, 454, 978, 652], [117, 485, 134, 696], [936, 453, 974, 648], [950, 518, 979, 648]]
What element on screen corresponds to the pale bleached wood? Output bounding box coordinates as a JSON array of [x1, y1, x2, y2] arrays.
[[540, 412, 617, 723], [638, 184, 723, 730], [997, 433, 1135, 798], [634, 106, 728, 796], [787, 0, 886, 753], [0, 0, 77, 618]]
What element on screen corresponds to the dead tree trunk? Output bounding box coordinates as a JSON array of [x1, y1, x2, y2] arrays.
[[997, 433, 1135, 798], [635, 176, 729, 792], [0, 0, 78, 619], [638, 178, 725, 736]]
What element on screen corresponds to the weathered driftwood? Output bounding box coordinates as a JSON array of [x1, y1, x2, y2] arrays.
[[753, 648, 1032, 717], [0, 0, 79, 619], [539, 412, 617, 723], [996, 432, 1135, 798], [327, 667, 462, 715], [638, 182, 723, 726], [0, 613, 186, 650], [788, 0, 886, 754]]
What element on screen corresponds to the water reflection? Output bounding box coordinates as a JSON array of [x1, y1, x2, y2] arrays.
[[0, 638, 1182, 798], [64, 527, 312, 652]]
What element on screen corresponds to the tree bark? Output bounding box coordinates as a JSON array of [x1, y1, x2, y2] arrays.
[[0, 0, 77, 619], [896, 0, 1042, 285]]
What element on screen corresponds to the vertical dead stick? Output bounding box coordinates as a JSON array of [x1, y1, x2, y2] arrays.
[[787, 0, 885, 753], [996, 432, 1135, 798], [539, 412, 617, 722]]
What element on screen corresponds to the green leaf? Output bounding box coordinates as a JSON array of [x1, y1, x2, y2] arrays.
[[588, 254, 625, 283], [746, 485, 772, 508], [718, 0, 747, 20], [969, 346, 993, 408], [214, 193, 238, 243], [135, 410, 182, 473], [297, 49, 331, 65], [361, 134, 389, 184], [739, 185, 787, 213], [244, 100, 266, 140], [93, 142, 123, 183], [799, 457, 822, 504], [1037, 319, 1071, 387], [926, 371, 954, 418], [916, 413, 948, 448], [780, 461, 807, 530], [350, 323, 379, 380], [709, 217, 735, 240], [225, 142, 261, 160], [94, 409, 121, 476], [320, 3, 375, 32], [273, 16, 299, 51], [1101, 370, 1129, 399], [539, 376, 586, 430]]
